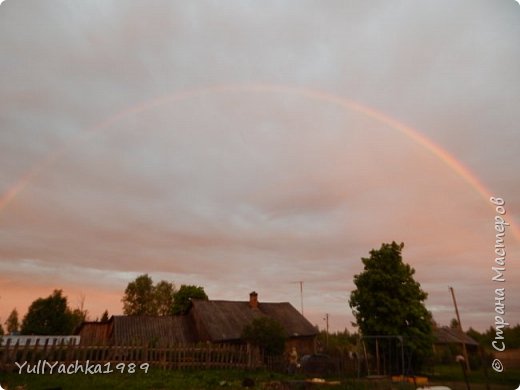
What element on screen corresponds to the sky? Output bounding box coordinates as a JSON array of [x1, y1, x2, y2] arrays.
[[0, 0, 519, 334]]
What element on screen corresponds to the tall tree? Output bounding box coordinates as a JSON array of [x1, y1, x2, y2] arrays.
[[5, 308, 20, 334], [100, 309, 110, 322], [154, 280, 176, 316], [70, 294, 88, 330], [349, 242, 433, 370], [122, 274, 176, 316], [172, 285, 208, 315], [450, 318, 459, 329], [0, 296, 4, 336], [69, 308, 88, 331], [21, 290, 75, 335], [122, 274, 156, 315]]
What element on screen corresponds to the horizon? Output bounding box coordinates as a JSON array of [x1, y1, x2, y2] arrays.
[[1, 270, 515, 334]]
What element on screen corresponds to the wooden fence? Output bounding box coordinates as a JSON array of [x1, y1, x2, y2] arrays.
[[0, 338, 261, 372]]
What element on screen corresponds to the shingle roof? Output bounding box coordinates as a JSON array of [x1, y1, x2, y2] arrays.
[[434, 326, 479, 346], [111, 315, 196, 345], [76, 296, 317, 346], [191, 299, 317, 342]]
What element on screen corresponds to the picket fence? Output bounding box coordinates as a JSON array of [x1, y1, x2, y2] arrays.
[[0, 338, 261, 372]]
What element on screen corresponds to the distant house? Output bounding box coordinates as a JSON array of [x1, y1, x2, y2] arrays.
[[433, 326, 479, 362], [76, 292, 317, 354], [433, 326, 479, 348], [190, 292, 317, 354]]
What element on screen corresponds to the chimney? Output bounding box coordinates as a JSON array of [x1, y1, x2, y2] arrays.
[[249, 291, 258, 309]]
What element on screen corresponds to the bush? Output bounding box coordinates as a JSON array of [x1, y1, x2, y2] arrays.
[[242, 317, 286, 357]]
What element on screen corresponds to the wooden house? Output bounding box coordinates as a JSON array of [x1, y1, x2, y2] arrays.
[[433, 326, 479, 348], [190, 292, 317, 354], [433, 326, 479, 363], [76, 292, 317, 354]]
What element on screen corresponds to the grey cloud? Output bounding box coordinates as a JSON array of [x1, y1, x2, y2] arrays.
[[1, 0, 519, 330]]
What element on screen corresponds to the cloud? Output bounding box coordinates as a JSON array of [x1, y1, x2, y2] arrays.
[[0, 1, 519, 331]]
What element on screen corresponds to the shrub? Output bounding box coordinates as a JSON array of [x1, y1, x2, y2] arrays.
[[242, 317, 286, 357]]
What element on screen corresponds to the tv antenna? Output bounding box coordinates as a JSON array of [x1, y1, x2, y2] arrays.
[[290, 280, 304, 316]]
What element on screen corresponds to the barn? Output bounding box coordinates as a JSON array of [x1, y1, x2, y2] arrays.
[[75, 315, 196, 346]]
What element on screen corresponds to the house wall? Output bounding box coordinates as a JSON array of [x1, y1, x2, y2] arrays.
[[77, 322, 111, 345], [189, 309, 211, 342]]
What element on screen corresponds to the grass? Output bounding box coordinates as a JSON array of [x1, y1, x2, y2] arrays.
[[429, 364, 520, 387], [0, 368, 295, 390], [0, 368, 414, 390], [0, 365, 518, 389]]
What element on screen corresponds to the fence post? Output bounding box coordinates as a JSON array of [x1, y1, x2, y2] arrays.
[[247, 343, 251, 369], [67, 339, 76, 364], [30, 338, 40, 365], [1, 338, 12, 369], [58, 339, 66, 364], [20, 338, 31, 364], [42, 338, 50, 362]]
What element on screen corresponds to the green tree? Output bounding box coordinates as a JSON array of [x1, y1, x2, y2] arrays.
[[69, 308, 87, 331], [242, 317, 286, 357], [505, 324, 520, 349], [317, 328, 358, 356], [475, 323, 520, 349], [466, 327, 482, 344], [172, 285, 208, 315], [349, 242, 433, 370], [21, 290, 75, 335], [5, 308, 20, 334], [0, 296, 4, 337], [122, 274, 177, 316], [100, 309, 110, 322], [69, 294, 88, 331], [122, 274, 157, 315], [154, 280, 176, 316]]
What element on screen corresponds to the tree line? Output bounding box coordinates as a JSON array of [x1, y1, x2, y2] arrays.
[[0, 290, 87, 336], [0, 274, 207, 336], [121, 274, 207, 316]]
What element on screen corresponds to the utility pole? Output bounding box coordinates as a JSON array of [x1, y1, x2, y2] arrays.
[[324, 313, 330, 348], [449, 286, 470, 372], [299, 281, 304, 316]]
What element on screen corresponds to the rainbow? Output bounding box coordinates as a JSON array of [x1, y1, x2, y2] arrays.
[[1, 83, 518, 239]]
